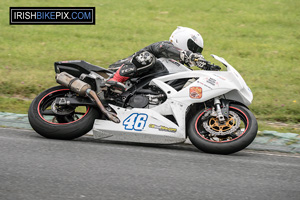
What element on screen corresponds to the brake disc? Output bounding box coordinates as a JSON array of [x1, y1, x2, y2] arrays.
[[202, 111, 241, 136]]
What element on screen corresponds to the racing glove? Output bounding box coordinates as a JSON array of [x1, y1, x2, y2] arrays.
[[180, 51, 221, 70], [180, 51, 206, 67]]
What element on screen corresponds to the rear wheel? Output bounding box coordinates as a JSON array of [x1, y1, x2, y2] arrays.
[[188, 104, 258, 154], [28, 86, 101, 140]]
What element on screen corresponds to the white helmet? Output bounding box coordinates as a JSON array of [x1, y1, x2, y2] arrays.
[[169, 26, 204, 53]]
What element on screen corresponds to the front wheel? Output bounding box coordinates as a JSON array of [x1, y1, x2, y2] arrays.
[[28, 86, 101, 140], [188, 104, 258, 154]]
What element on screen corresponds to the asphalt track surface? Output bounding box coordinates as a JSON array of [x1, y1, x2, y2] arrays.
[[1, 128, 300, 200]]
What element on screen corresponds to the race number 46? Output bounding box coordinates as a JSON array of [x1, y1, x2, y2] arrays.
[[123, 113, 148, 131]]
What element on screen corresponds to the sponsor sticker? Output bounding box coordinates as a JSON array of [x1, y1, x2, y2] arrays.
[[189, 87, 202, 99], [149, 124, 177, 133]]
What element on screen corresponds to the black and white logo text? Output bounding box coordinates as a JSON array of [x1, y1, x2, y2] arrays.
[[10, 7, 95, 25]]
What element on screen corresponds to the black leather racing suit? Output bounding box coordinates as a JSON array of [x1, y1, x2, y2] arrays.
[[108, 41, 190, 76]]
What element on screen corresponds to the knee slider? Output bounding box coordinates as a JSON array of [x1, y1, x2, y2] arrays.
[[132, 51, 156, 71]]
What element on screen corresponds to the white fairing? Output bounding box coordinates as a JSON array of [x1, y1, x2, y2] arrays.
[[210, 54, 253, 105], [93, 55, 253, 144]]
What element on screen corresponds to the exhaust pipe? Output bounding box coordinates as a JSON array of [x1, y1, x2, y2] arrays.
[[56, 72, 91, 96], [56, 72, 120, 123], [86, 89, 120, 123]]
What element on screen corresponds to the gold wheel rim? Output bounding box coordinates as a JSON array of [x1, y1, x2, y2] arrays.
[[208, 115, 236, 132]]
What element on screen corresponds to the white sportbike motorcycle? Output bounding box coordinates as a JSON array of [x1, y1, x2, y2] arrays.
[[29, 54, 258, 154]]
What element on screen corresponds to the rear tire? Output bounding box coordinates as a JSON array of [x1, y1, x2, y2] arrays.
[[188, 104, 258, 154], [28, 86, 101, 140]]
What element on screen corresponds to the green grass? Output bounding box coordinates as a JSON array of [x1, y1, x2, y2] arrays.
[[0, 0, 299, 133], [258, 121, 300, 135], [0, 96, 31, 114]]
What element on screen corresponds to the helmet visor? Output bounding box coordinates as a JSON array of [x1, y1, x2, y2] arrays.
[[187, 39, 203, 54]]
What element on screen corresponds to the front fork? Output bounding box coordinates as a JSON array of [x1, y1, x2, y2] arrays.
[[211, 97, 230, 123]]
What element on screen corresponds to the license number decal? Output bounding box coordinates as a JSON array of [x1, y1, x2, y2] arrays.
[[123, 113, 148, 131]]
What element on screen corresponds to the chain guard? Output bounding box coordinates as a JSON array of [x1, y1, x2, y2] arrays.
[[202, 111, 241, 136]]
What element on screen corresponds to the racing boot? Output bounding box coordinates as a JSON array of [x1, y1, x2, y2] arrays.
[[106, 52, 154, 94], [106, 65, 130, 94]]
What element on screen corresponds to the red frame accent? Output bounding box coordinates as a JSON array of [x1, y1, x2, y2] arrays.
[[194, 106, 249, 143], [37, 89, 90, 125]]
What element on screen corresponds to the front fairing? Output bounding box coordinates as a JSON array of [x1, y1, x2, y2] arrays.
[[151, 55, 253, 106], [210, 54, 253, 105]]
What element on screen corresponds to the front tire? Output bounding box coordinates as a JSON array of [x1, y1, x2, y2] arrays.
[[188, 104, 258, 154], [28, 86, 101, 140]]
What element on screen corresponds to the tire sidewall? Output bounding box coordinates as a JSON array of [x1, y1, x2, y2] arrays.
[[188, 104, 258, 154]]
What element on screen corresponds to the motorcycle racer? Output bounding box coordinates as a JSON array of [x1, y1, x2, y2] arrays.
[[30, 26, 257, 154], [106, 26, 220, 93]]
